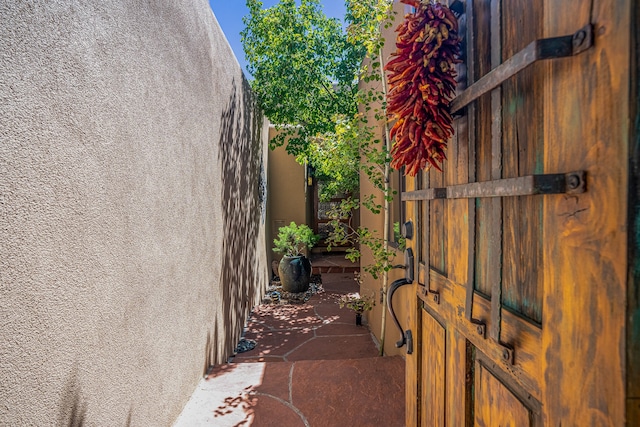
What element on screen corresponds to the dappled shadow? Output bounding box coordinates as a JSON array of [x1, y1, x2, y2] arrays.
[[205, 363, 308, 426], [238, 328, 316, 362], [250, 304, 325, 330], [205, 361, 241, 381], [204, 364, 265, 426], [212, 385, 257, 426], [218, 74, 268, 365], [232, 287, 378, 363]]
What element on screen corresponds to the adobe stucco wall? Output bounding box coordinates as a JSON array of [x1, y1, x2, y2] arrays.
[[0, 1, 269, 425], [358, 0, 409, 357], [266, 127, 308, 270]]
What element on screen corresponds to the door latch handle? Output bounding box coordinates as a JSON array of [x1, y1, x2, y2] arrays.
[[387, 249, 414, 353], [388, 277, 413, 350]]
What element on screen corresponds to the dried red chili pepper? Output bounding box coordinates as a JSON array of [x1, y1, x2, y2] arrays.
[[385, 0, 461, 176]]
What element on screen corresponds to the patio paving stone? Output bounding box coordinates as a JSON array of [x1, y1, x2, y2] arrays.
[[173, 270, 405, 426], [286, 335, 379, 361]]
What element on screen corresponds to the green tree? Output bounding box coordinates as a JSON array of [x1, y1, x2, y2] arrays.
[[241, 0, 397, 269], [241, 0, 364, 157], [345, 0, 395, 63], [321, 0, 396, 280]]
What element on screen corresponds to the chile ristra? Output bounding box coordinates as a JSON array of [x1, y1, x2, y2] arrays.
[[385, 0, 461, 176]]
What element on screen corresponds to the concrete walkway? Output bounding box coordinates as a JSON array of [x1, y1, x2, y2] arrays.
[[173, 271, 405, 427]]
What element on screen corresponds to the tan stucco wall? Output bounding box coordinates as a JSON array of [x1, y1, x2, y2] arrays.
[[266, 127, 308, 270], [0, 1, 269, 425], [359, 0, 409, 357], [359, 140, 405, 357]]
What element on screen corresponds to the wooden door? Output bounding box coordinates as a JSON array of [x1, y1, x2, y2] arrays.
[[399, 0, 632, 425]]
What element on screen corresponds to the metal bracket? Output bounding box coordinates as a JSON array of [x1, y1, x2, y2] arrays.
[[406, 330, 413, 355], [465, 263, 486, 339], [451, 24, 594, 113], [498, 342, 515, 365], [470, 318, 486, 339], [571, 26, 593, 55], [402, 171, 587, 201], [565, 171, 586, 194], [427, 289, 440, 305]]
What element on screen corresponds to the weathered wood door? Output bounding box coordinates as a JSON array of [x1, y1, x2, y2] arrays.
[[399, 0, 632, 425]]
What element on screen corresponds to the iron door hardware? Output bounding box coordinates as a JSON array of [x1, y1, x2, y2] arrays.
[[402, 220, 414, 240], [402, 171, 586, 201], [451, 24, 593, 113], [387, 248, 414, 353]]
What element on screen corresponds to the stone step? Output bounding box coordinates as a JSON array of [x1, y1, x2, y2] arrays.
[[312, 265, 360, 274], [310, 253, 359, 276]]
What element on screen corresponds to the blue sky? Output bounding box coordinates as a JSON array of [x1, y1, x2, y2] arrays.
[[208, 1, 347, 76]]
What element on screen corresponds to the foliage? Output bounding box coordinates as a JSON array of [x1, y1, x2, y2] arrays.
[[393, 221, 407, 251], [345, 0, 394, 57], [304, 114, 362, 200], [243, 0, 399, 281], [322, 197, 396, 280], [241, 0, 365, 157], [315, 0, 397, 280], [338, 292, 375, 313], [305, 112, 389, 202], [273, 222, 320, 257]]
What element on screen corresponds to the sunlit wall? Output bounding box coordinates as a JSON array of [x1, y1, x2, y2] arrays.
[[0, 1, 269, 425]]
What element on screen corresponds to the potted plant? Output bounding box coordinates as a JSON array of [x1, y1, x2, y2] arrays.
[[338, 292, 375, 326], [273, 222, 320, 293]]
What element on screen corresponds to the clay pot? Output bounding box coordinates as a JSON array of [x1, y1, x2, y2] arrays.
[[278, 255, 312, 293]]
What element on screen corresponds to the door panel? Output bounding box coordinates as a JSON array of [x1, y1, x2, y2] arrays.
[[474, 361, 533, 427], [445, 328, 472, 427], [421, 310, 446, 427], [418, 284, 543, 426], [500, 0, 544, 325], [419, 271, 542, 402]]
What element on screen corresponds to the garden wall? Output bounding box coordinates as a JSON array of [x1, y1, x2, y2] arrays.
[[358, 0, 409, 357], [266, 127, 308, 273], [0, 1, 269, 425]]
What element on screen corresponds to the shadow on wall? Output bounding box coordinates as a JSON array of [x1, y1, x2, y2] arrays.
[[57, 367, 133, 427], [203, 320, 219, 377], [216, 75, 268, 366], [57, 367, 87, 427]]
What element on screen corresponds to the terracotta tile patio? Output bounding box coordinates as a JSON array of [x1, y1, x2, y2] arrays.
[[173, 269, 405, 426]]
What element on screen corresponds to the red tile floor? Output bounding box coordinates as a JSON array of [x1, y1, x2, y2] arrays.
[[173, 269, 405, 427]]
